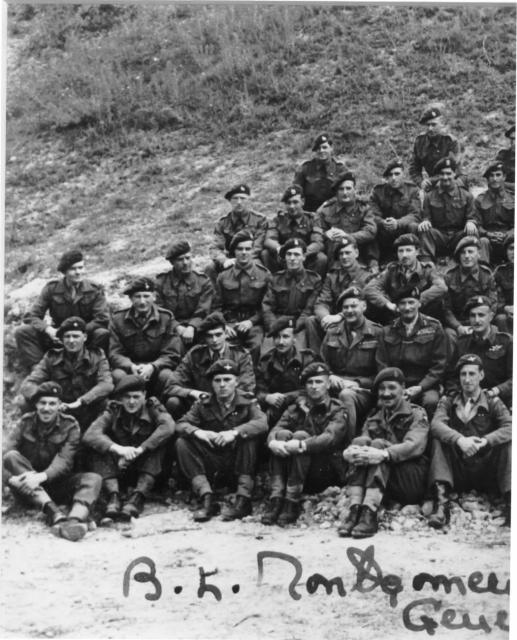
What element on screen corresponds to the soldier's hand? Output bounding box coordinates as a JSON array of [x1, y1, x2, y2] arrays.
[[504, 305, 513, 318], [321, 314, 342, 331], [18, 471, 46, 493], [179, 325, 195, 344], [457, 436, 480, 457], [223, 258, 236, 269], [268, 439, 289, 457], [62, 399, 82, 410], [486, 387, 500, 398], [329, 375, 346, 390], [265, 393, 286, 408], [194, 429, 217, 447], [189, 389, 207, 402], [235, 320, 253, 334], [130, 364, 141, 376], [384, 217, 398, 231], [284, 439, 303, 455], [343, 445, 368, 465], [418, 220, 432, 232], [137, 364, 154, 381], [386, 302, 398, 313], [456, 325, 472, 337], [464, 221, 478, 236], [364, 447, 388, 465], [45, 326, 58, 340], [404, 385, 422, 400], [421, 178, 432, 191], [225, 326, 237, 339], [213, 430, 237, 447]]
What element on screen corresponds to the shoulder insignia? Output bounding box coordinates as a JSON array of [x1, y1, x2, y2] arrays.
[[158, 307, 174, 319]]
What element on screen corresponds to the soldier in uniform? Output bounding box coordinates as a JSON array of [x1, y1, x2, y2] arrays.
[[15, 249, 109, 371], [339, 368, 429, 538], [305, 235, 370, 352], [3, 382, 102, 541], [495, 124, 515, 189], [175, 359, 267, 522], [364, 233, 447, 324], [19, 316, 113, 433], [109, 276, 177, 401], [418, 157, 477, 262], [427, 354, 511, 530], [214, 230, 270, 365], [376, 285, 447, 417], [409, 107, 464, 190], [261, 184, 327, 276], [317, 171, 377, 271], [164, 312, 256, 418], [293, 133, 345, 212], [494, 232, 513, 333], [83, 375, 175, 521], [262, 363, 351, 526], [256, 318, 317, 427], [446, 296, 512, 408], [369, 159, 421, 263], [320, 286, 383, 437], [155, 240, 214, 358], [474, 161, 514, 264]]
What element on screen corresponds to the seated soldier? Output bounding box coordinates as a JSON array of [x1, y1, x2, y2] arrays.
[[155, 240, 214, 358], [305, 235, 370, 352], [109, 276, 177, 400], [19, 316, 113, 433], [83, 375, 175, 521], [261, 185, 327, 277], [495, 124, 515, 189], [494, 232, 514, 334], [369, 159, 421, 264], [376, 285, 447, 417], [214, 230, 271, 365], [262, 362, 351, 527], [418, 157, 477, 262], [443, 237, 497, 342], [427, 354, 511, 530], [446, 296, 512, 408], [339, 368, 429, 538], [256, 318, 316, 427], [175, 359, 267, 522], [15, 249, 109, 371], [474, 162, 514, 265], [3, 382, 102, 542], [164, 312, 255, 418], [364, 233, 446, 325], [320, 286, 382, 437]]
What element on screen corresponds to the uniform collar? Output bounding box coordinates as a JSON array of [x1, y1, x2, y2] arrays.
[[437, 182, 459, 196], [52, 347, 91, 365], [171, 268, 193, 283], [286, 267, 306, 281], [121, 403, 152, 423], [371, 397, 413, 422], [452, 390, 489, 412], [126, 304, 160, 324], [459, 265, 480, 281]]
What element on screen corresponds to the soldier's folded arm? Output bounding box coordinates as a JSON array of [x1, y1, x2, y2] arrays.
[[150, 318, 179, 371], [20, 356, 53, 402], [385, 408, 429, 462], [80, 352, 114, 405], [419, 266, 447, 306], [83, 407, 119, 453], [304, 406, 348, 455], [138, 399, 175, 451], [22, 284, 54, 332], [351, 208, 377, 244], [418, 327, 447, 391], [108, 320, 134, 370], [175, 401, 204, 437], [44, 421, 81, 481], [2, 423, 24, 457], [165, 361, 196, 399], [364, 272, 391, 308], [234, 401, 268, 439], [399, 187, 422, 228], [430, 396, 462, 444], [86, 285, 109, 333], [484, 398, 512, 447]]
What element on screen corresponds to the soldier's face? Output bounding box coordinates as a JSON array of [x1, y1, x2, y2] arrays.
[[378, 381, 404, 408], [387, 168, 404, 189], [234, 241, 253, 266], [206, 327, 226, 352], [459, 365, 484, 395], [339, 245, 358, 268], [274, 328, 295, 353], [507, 243, 514, 263], [336, 181, 356, 204], [439, 168, 455, 188], [285, 247, 305, 271], [62, 330, 87, 353], [121, 391, 146, 414], [36, 397, 60, 423], [131, 291, 155, 314], [316, 142, 332, 161], [305, 375, 329, 402], [469, 306, 493, 334], [285, 195, 304, 215], [426, 117, 443, 137], [397, 297, 420, 322], [65, 261, 85, 285], [230, 194, 249, 213], [397, 245, 418, 266], [459, 246, 479, 269], [341, 298, 366, 324], [173, 253, 192, 274], [212, 374, 237, 399], [487, 170, 505, 189]]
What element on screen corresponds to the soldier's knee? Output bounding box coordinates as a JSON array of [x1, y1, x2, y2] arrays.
[[3, 450, 22, 471], [111, 369, 127, 384], [338, 388, 356, 402], [370, 438, 389, 449], [89, 328, 109, 352], [292, 430, 310, 441], [15, 323, 37, 343], [352, 436, 371, 446], [165, 396, 184, 419], [81, 472, 103, 492], [273, 429, 292, 441]]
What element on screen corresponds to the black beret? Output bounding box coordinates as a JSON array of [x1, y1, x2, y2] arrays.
[[199, 311, 226, 333], [393, 233, 420, 250], [503, 230, 514, 249], [56, 316, 87, 339], [279, 237, 307, 259], [373, 367, 405, 391], [483, 162, 506, 179], [267, 317, 296, 337], [114, 374, 146, 396], [505, 124, 515, 138], [312, 133, 332, 151], [300, 362, 330, 384], [383, 159, 404, 178], [433, 157, 457, 174], [331, 172, 356, 193], [392, 285, 421, 303], [225, 184, 251, 200], [463, 295, 492, 315], [455, 353, 483, 373], [166, 240, 191, 262], [58, 249, 83, 274], [228, 230, 255, 256], [207, 358, 239, 379], [32, 381, 63, 404], [281, 184, 304, 203], [337, 286, 365, 307], [454, 235, 480, 258], [419, 107, 442, 124], [123, 276, 156, 296], [333, 235, 358, 259]]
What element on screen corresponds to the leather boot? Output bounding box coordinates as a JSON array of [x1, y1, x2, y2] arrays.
[[193, 493, 220, 522], [351, 505, 378, 538], [222, 495, 252, 521], [337, 503, 361, 537], [428, 482, 450, 529], [277, 499, 300, 526], [43, 501, 67, 527], [59, 518, 88, 542], [120, 492, 145, 521], [261, 497, 284, 525], [105, 493, 122, 520]]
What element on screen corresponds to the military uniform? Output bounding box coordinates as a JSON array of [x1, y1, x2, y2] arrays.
[[293, 157, 345, 212], [409, 132, 461, 188], [494, 261, 513, 333], [210, 209, 267, 267], [16, 278, 109, 369], [473, 187, 514, 264], [443, 264, 497, 331]]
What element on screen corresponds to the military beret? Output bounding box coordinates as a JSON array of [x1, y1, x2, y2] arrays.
[[337, 286, 365, 307], [312, 133, 332, 151], [56, 316, 87, 339], [114, 374, 146, 396], [453, 235, 480, 258], [419, 107, 442, 124], [225, 184, 251, 200], [373, 367, 405, 391], [483, 161, 506, 179], [32, 381, 63, 404], [267, 317, 297, 337], [332, 235, 358, 259], [228, 229, 255, 256], [463, 295, 492, 315], [58, 249, 83, 274], [207, 358, 238, 379], [331, 171, 356, 193], [503, 230, 514, 249], [383, 159, 404, 178], [434, 157, 457, 174], [199, 311, 226, 333], [392, 285, 421, 303], [393, 233, 420, 249], [123, 276, 156, 296], [300, 362, 330, 384], [505, 124, 515, 138], [279, 237, 307, 258], [166, 240, 191, 262], [455, 353, 483, 373], [281, 184, 304, 203]]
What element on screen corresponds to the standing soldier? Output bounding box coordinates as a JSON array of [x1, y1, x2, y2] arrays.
[[495, 124, 515, 189], [15, 249, 109, 371], [494, 232, 514, 333], [293, 133, 345, 212]]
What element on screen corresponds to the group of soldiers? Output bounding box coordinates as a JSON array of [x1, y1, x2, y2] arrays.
[[3, 107, 514, 542]]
